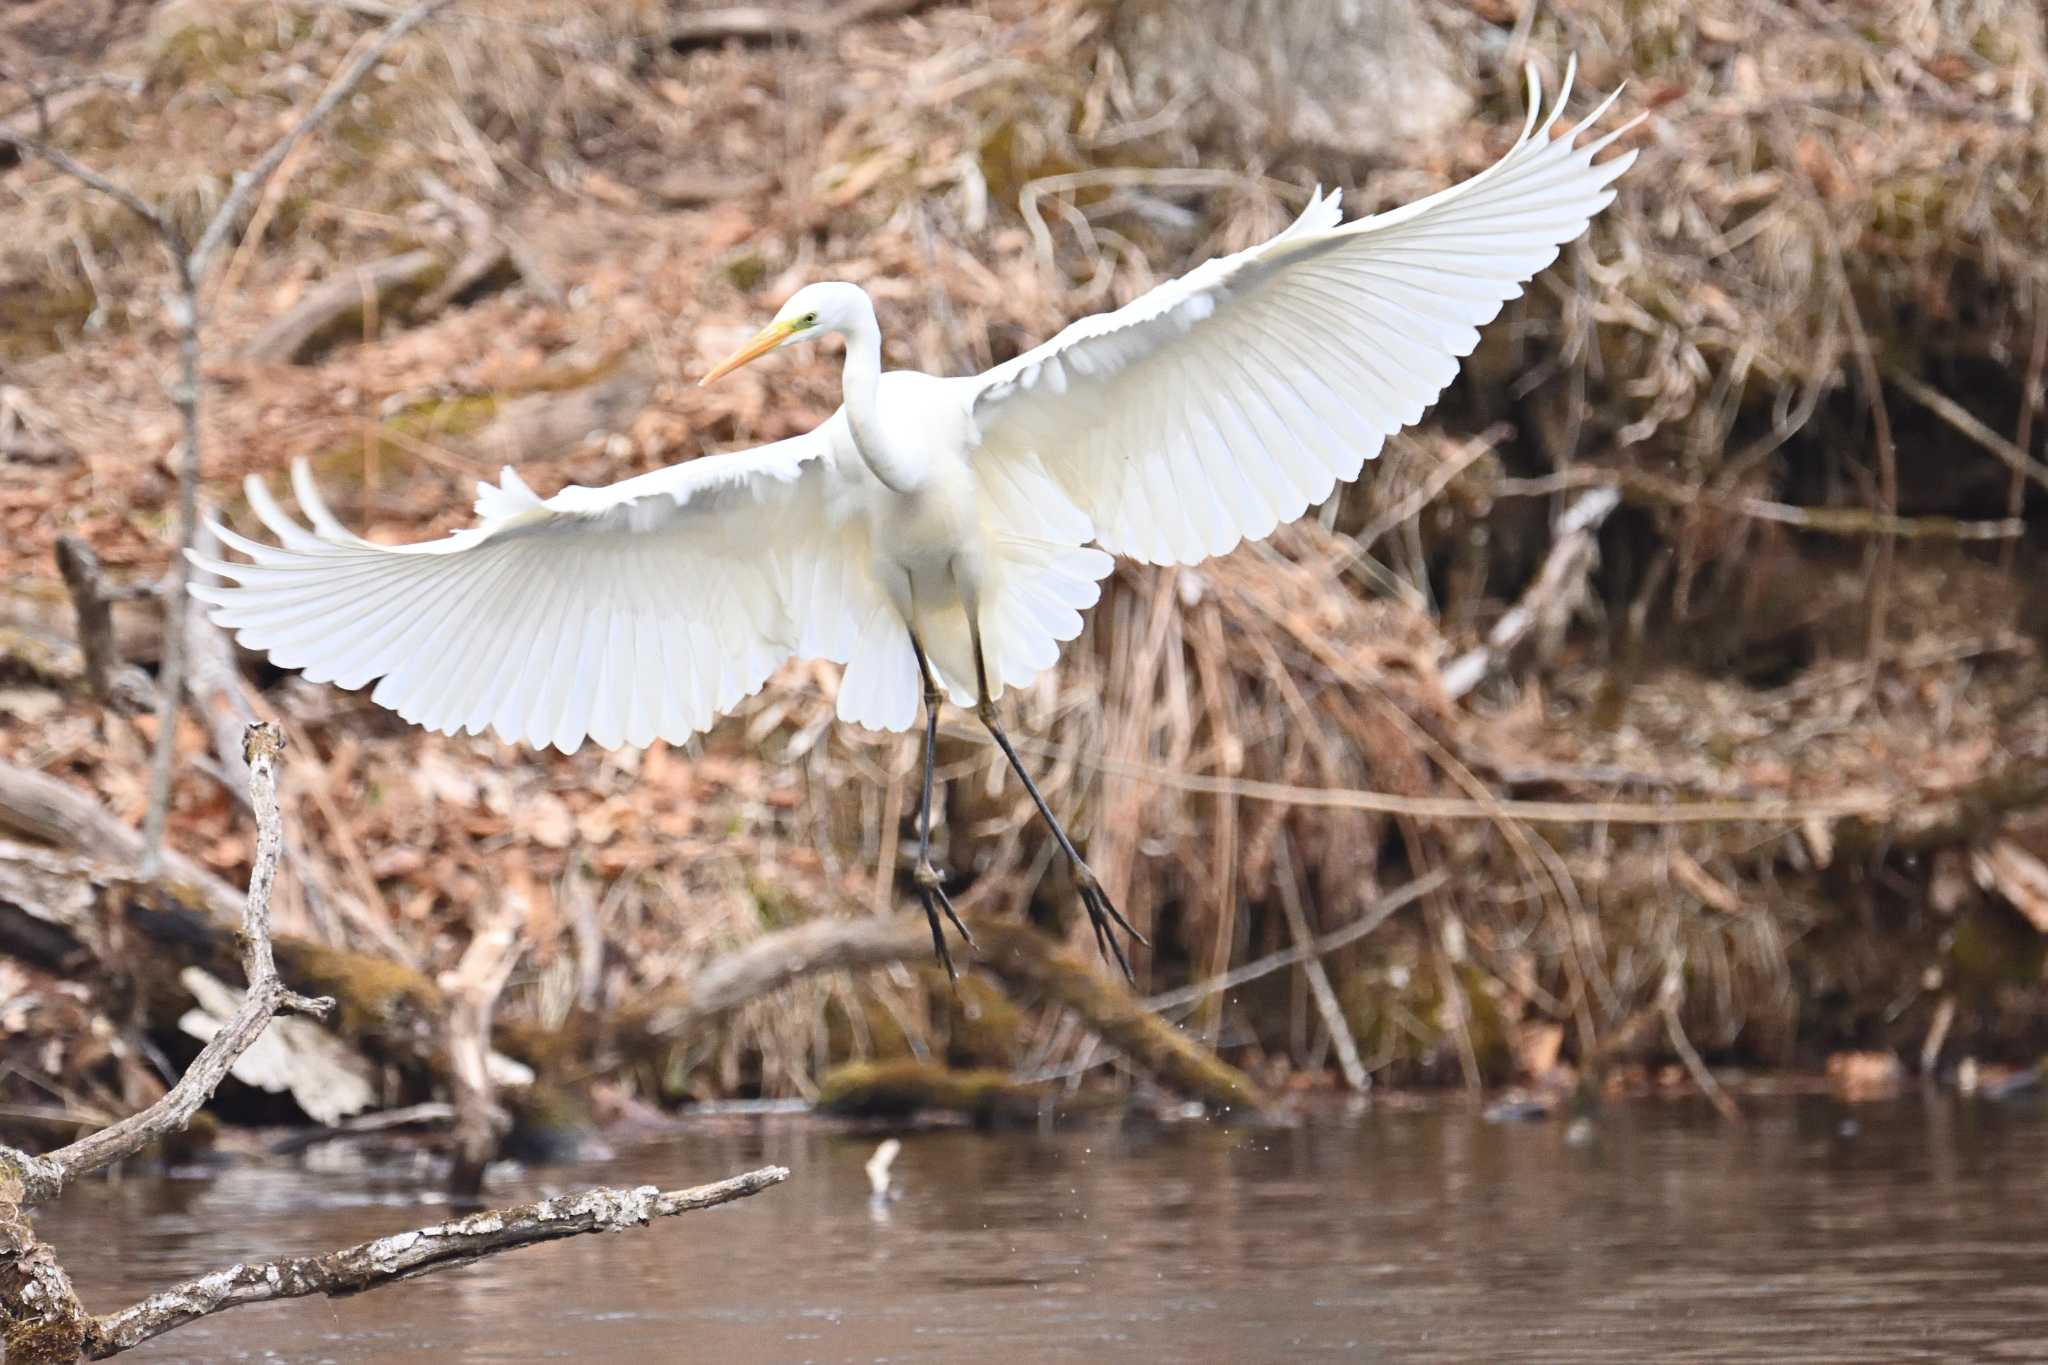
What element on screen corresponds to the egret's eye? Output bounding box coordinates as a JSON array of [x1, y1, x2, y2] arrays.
[[802, 311, 819, 327]]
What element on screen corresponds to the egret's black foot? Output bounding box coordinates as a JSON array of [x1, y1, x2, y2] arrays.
[[914, 860, 974, 985], [1073, 861, 1145, 984]]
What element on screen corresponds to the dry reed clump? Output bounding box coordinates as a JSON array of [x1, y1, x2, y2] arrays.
[[0, 0, 2045, 1117]]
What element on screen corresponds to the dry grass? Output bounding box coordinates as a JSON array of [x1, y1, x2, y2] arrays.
[[1, 0, 2045, 1112]]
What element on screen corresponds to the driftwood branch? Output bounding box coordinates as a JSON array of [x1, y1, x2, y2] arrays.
[[83, 1166, 789, 1358], [0, 731, 791, 1360], [1, 725, 329, 1208], [1442, 487, 1620, 699]]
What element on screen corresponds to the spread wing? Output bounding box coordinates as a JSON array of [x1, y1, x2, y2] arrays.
[[963, 59, 1640, 565], [192, 418, 865, 752]]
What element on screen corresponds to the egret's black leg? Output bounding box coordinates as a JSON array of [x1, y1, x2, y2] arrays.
[[966, 619, 1146, 982], [908, 633, 973, 983]]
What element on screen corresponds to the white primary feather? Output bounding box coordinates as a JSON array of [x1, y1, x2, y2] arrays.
[[192, 423, 865, 753], [963, 58, 1640, 566]]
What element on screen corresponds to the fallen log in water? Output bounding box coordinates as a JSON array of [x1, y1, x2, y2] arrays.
[[630, 914, 1276, 1115], [815, 1060, 1064, 1125]]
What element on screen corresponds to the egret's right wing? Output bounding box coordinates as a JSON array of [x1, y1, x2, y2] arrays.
[[963, 60, 1638, 566], [192, 417, 864, 752]]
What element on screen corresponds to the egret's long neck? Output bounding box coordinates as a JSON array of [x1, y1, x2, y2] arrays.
[[838, 306, 920, 493]]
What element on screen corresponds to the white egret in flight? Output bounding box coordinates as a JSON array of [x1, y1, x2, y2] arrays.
[[194, 62, 1637, 982]]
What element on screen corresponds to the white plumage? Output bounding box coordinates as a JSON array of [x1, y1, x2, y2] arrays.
[[192, 60, 1636, 975]]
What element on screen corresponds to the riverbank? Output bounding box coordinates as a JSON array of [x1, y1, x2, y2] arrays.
[[0, 0, 2043, 1157]]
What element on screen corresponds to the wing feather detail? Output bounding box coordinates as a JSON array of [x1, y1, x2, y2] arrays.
[[191, 421, 863, 752], [966, 58, 1638, 566]]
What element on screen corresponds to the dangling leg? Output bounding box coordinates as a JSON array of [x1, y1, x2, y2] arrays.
[[908, 631, 974, 983], [966, 615, 1146, 981]]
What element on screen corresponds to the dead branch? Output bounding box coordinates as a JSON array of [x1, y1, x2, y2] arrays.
[[1140, 870, 1445, 1015], [638, 914, 1273, 1113], [0, 762, 243, 922], [1493, 465, 2027, 541], [1889, 366, 2048, 499], [1660, 957, 1740, 1124], [83, 1166, 787, 1358], [0, 725, 330, 1208], [1, 0, 453, 879], [238, 250, 445, 364], [50, 538, 150, 712], [186, 2, 456, 281], [439, 896, 526, 1197], [648, 168, 775, 208], [1441, 487, 1620, 700], [667, 0, 942, 50]]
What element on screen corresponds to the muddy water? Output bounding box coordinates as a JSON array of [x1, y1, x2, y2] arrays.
[[35, 1095, 2048, 1362]]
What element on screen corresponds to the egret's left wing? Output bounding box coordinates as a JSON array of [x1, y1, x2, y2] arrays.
[[191, 425, 860, 752], [964, 59, 1639, 565]]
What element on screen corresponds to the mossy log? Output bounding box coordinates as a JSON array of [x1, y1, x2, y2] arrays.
[[0, 868, 447, 1083], [815, 1060, 1055, 1125], [631, 914, 1274, 1115]]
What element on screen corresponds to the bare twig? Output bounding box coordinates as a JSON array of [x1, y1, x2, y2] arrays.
[[138, 250, 203, 877], [86, 1167, 789, 1357], [963, 719, 1900, 825], [140, 0, 454, 877], [52, 537, 151, 711], [1139, 871, 1446, 1015], [187, 0, 456, 283], [0, 125, 165, 229], [1889, 366, 2048, 498], [1345, 424, 1510, 559], [1269, 834, 1367, 1090], [1493, 465, 2026, 541], [1661, 958, 1740, 1124], [2004, 301, 2047, 572], [2, 725, 330, 1207]]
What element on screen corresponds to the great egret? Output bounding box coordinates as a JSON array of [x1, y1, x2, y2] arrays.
[[193, 62, 1636, 982]]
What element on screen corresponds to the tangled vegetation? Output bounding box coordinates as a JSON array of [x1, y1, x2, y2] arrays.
[[0, 0, 2043, 1149]]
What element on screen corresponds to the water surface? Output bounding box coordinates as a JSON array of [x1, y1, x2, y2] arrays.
[[36, 1095, 2048, 1361]]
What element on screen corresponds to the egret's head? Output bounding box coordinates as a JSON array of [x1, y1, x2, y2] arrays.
[[700, 282, 868, 385]]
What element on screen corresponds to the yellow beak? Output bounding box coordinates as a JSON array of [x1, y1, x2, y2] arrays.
[[699, 320, 800, 386]]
